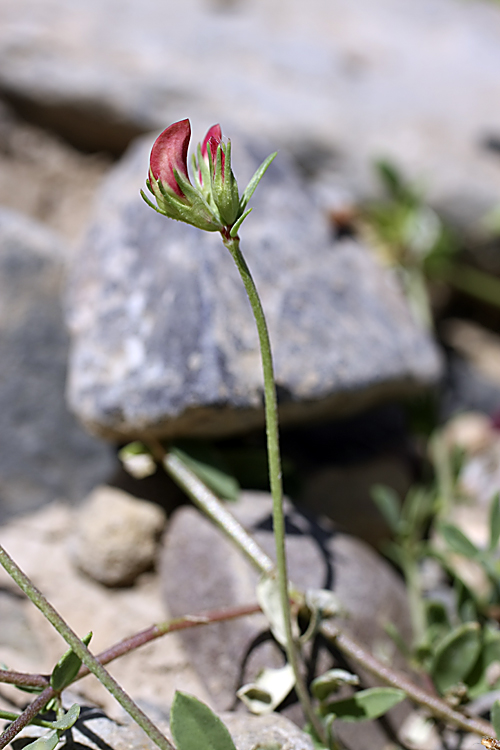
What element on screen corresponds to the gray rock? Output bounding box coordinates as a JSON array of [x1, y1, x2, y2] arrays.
[[0, 208, 115, 522], [220, 711, 315, 750], [159, 492, 413, 716], [66, 134, 441, 441], [1, 0, 500, 220], [70, 485, 167, 586]]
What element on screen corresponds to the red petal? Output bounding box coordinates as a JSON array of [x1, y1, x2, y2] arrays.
[[150, 119, 191, 196], [201, 124, 222, 160]]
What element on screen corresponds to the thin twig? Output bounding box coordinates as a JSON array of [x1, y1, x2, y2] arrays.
[[76, 603, 262, 679], [0, 670, 48, 688], [323, 622, 494, 738], [0, 686, 55, 749]]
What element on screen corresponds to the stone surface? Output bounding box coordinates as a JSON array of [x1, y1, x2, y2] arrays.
[[220, 711, 315, 750], [160, 492, 413, 717], [66, 133, 441, 441], [0, 101, 110, 249], [0, 208, 115, 523], [70, 485, 167, 587], [1, 0, 500, 223], [0, 503, 208, 721]]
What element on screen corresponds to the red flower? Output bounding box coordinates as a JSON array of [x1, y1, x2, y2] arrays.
[[149, 119, 191, 197]]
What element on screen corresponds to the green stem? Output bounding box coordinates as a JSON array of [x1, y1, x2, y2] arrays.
[[222, 234, 326, 744], [0, 545, 175, 750], [402, 552, 426, 647], [432, 261, 500, 309]]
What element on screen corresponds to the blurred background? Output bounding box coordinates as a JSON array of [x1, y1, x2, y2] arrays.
[[0, 0, 499, 534]]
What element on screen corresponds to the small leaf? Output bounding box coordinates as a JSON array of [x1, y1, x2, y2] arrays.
[[21, 731, 59, 750], [305, 589, 342, 619], [118, 442, 156, 479], [171, 444, 240, 501], [439, 523, 480, 560], [50, 704, 80, 732], [239, 152, 277, 211], [170, 691, 237, 750], [50, 632, 92, 692], [237, 664, 295, 715], [490, 493, 500, 552], [256, 573, 295, 648], [321, 687, 405, 722], [371, 485, 401, 533], [491, 699, 500, 739], [311, 669, 359, 701], [431, 622, 481, 694]]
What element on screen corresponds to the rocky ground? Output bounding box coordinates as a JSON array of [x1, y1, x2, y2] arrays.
[[0, 0, 500, 749]]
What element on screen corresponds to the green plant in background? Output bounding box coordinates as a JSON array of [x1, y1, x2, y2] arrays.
[[372, 426, 500, 717], [361, 159, 500, 321]]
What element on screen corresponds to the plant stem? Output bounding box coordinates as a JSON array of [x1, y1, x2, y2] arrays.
[[0, 709, 57, 730], [0, 545, 175, 750], [0, 670, 49, 688], [158, 444, 497, 739], [222, 234, 327, 744]]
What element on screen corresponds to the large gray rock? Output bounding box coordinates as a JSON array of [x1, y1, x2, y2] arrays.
[[1, 0, 500, 221], [0, 208, 115, 522], [66, 134, 441, 441]]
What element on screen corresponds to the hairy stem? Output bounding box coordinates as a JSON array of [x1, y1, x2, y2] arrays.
[[0, 670, 49, 688], [0, 686, 55, 749], [76, 603, 261, 679], [222, 234, 327, 744], [0, 545, 175, 750]]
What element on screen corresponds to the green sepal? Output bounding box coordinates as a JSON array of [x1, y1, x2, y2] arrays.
[[140, 189, 169, 216], [211, 141, 240, 226], [240, 152, 277, 211], [50, 632, 92, 692], [230, 208, 252, 237]]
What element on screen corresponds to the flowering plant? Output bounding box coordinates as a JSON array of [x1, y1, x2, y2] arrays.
[[141, 119, 276, 239]]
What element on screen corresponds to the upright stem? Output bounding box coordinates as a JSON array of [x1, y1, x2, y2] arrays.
[[222, 234, 326, 743], [0, 545, 175, 750]]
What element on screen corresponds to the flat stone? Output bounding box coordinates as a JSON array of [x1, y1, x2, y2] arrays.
[[0, 208, 115, 522], [66, 134, 441, 441], [159, 492, 413, 717], [1, 0, 500, 221], [70, 485, 167, 587]]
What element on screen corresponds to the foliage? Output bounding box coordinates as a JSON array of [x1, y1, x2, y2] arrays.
[[372, 427, 500, 710]]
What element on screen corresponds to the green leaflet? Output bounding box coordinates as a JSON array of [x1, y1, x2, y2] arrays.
[[170, 692, 237, 750]]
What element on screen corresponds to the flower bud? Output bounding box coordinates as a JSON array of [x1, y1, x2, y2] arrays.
[[141, 118, 277, 238]]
